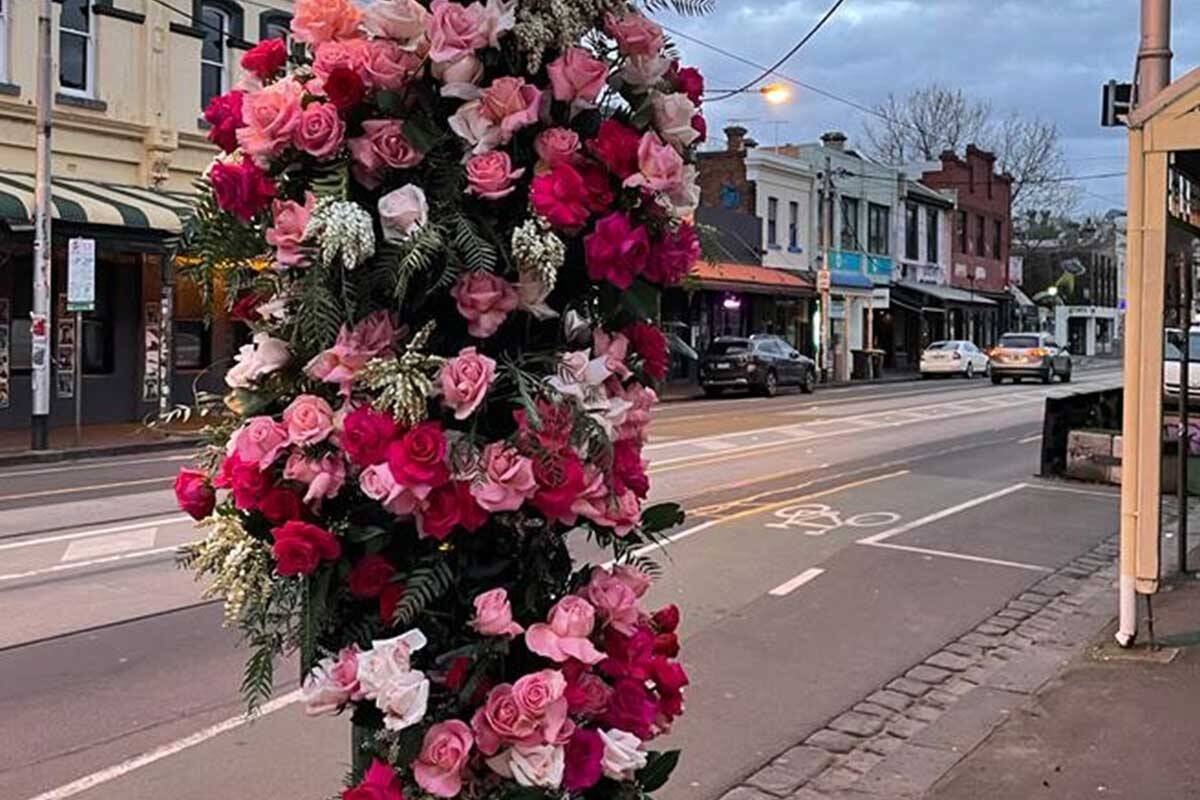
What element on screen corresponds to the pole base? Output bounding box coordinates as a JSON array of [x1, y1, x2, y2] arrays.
[[31, 414, 49, 451]]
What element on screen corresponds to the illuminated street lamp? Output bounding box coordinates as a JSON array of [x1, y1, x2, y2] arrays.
[[760, 83, 792, 105]]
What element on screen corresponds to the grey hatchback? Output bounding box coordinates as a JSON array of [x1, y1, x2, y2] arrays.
[[699, 335, 817, 397], [989, 332, 1073, 384]]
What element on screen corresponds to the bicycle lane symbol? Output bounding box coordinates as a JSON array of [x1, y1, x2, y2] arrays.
[[764, 503, 901, 536]]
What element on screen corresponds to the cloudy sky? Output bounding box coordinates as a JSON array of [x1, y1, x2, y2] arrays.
[[658, 0, 1200, 213]]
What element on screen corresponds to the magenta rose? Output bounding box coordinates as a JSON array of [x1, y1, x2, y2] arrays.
[[565, 670, 613, 717], [428, 0, 488, 63], [611, 438, 650, 498], [236, 79, 304, 166], [645, 221, 700, 285], [563, 728, 604, 791], [585, 211, 650, 290], [343, 760, 404, 800], [672, 63, 705, 105], [439, 346, 496, 419], [259, 486, 304, 525], [283, 394, 336, 446], [341, 405, 398, 467], [203, 90, 244, 153], [480, 77, 542, 142], [603, 678, 659, 739], [414, 720, 474, 798], [210, 161, 275, 222], [451, 271, 518, 338], [174, 468, 215, 520], [547, 47, 608, 108], [530, 163, 591, 230], [265, 192, 316, 268], [348, 120, 424, 189], [534, 128, 581, 171], [465, 151, 525, 200], [532, 451, 587, 524], [416, 481, 462, 540], [270, 520, 341, 576], [387, 420, 450, 489], [589, 119, 641, 180], [294, 102, 345, 161], [472, 588, 523, 637], [322, 66, 366, 111], [471, 442, 537, 512]]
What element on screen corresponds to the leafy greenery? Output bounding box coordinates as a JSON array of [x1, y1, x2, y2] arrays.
[[636, 750, 682, 793], [641, 503, 686, 534], [389, 559, 455, 629]]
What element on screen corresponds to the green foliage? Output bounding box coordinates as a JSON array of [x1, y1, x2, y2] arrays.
[[390, 559, 455, 628], [301, 569, 335, 674], [637, 750, 682, 793], [291, 257, 349, 354], [641, 502, 686, 534], [642, 0, 716, 15], [451, 212, 499, 273], [240, 633, 280, 715]]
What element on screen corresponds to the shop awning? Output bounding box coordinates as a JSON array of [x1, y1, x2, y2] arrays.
[[1009, 284, 1036, 308], [831, 270, 875, 290], [689, 261, 814, 295], [895, 278, 996, 306], [0, 172, 193, 235]]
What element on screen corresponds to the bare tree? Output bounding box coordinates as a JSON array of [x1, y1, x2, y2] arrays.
[[862, 84, 992, 163], [989, 112, 1079, 222]]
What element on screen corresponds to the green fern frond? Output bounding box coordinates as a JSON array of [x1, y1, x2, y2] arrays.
[[390, 560, 454, 628]]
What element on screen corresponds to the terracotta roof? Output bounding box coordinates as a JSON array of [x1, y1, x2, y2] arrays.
[[689, 261, 815, 294]]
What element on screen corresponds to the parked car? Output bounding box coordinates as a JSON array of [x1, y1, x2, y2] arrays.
[[1164, 327, 1200, 406], [989, 332, 1072, 384], [700, 335, 817, 397], [919, 340, 990, 379]]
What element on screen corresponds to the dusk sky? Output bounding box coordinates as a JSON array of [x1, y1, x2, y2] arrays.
[[659, 0, 1200, 214]]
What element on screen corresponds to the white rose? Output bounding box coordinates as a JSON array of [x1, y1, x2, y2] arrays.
[[357, 629, 428, 697], [378, 185, 428, 243], [225, 332, 290, 389], [621, 54, 670, 88], [361, 0, 429, 47], [599, 729, 647, 780], [256, 294, 290, 322], [488, 745, 565, 788], [449, 100, 502, 155], [664, 164, 701, 218], [301, 663, 350, 717], [377, 670, 430, 731], [652, 92, 699, 149], [559, 350, 591, 382]]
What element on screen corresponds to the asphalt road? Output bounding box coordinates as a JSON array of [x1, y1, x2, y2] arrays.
[[0, 365, 1125, 800]]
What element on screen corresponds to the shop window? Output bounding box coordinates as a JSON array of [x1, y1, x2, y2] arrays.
[[10, 257, 31, 371], [867, 203, 889, 255], [788, 201, 799, 251], [60, 0, 94, 97], [766, 197, 778, 247], [201, 4, 230, 110], [905, 203, 919, 261], [174, 320, 211, 370], [926, 207, 938, 263], [8, 258, 111, 373], [840, 196, 859, 251]]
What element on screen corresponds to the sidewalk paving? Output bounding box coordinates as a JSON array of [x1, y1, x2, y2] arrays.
[[0, 421, 202, 466]]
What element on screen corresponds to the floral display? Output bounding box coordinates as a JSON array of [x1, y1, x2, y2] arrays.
[[176, 0, 708, 796]]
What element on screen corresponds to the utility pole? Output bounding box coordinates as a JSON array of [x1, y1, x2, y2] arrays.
[[1136, 0, 1172, 104], [818, 155, 833, 383], [32, 0, 54, 450]]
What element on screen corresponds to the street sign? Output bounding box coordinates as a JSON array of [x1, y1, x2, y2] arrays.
[[817, 268, 831, 292], [1101, 80, 1132, 128], [67, 238, 95, 312]]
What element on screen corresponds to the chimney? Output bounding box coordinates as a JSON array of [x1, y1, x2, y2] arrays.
[[1137, 0, 1172, 105], [724, 125, 748, 153], [744, 137, 759, 150], [820, 131, 847, 151]]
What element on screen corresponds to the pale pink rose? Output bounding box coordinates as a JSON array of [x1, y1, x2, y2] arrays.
[[440, 346, 496, 420], [623, 131, 684, 193], [283, 394, 336, 446], [353, 310, 397, 356], [614, 382, 657, 442], [593, 328, 632, 381], [266, 192, 317, 267], [451, 271, 518, 338], [312, 39, 369, 83], [284, 451, 323, 484], [486, 744, 566, 788], [480, 77, 542, 143], [534, 128, 580, 172], [301, 646, 362, 716], [414, 720, 474, 798], [236, 79, 305, 166], [231, 416, 289, 468], [599, 729, 647, 780], [606, 489, 641, 537], [225, 332, 290, 389], [304, 75, 326, 96], [620, 53, 671, 88], [378, 184, 428, 242], [361, 463, 430, 516], [428, 0, 488, 63], [652, 91, 700, 149], [584, 567, 640, 635], [479, 0, 516, 47], [292, 0, 363, 45], [361, 0, 429, 47], [448, 99, 501, 154], [349, 119, 424, 189], [361, 39, 423, 91], [432, 53, 484, 99], [546, 47, 608, 108], [471, 588, 523, 637], [465, 151, 525, 199], [294, 102, 346, 161], [512, 670, 570, 743], [606, 11, 664, 56], [286, 453, 347, 504], [524, 595, 604, 664], [471, 442, 536, 512], [305, 314, 392, 394], [612, 563, 652, 598]]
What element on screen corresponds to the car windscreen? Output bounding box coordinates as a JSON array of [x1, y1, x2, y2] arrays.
[[706, 341, 749, 356], [1164, 333, 1200, 362], [925, 342, 957, 351], [999, 335, 1041, 349]]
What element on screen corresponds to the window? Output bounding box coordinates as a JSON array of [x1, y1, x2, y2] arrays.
[[905, 203, 919, 261], [992, 219, 1002, 258], [59, 0, 94, 96], [926, 208, 938, 263], [867, 203, 890, 255], [174, 320, 211, 370], [260, 11, 292, 42], [840, 196, 859, 251], [976, 214, 985, 256], [788, 201, 799, 250], [767, 197, 778, 247], [10, 256, 112, 374], [957, 211, 967, 253], [0, 0, 9, 83], [201, 3, 230, 110]]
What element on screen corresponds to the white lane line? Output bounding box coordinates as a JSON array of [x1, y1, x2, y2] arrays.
[[856, 483, 1029, 545], [0, 544, 187, 582], [22, 689, 302, 800], [1018, 434, 1043, 444], [692, 439, 738, 452], [0, 453, 189, 479], [1024, 483, 1121, 499], [863, 541, 1052, 573], [0, 515, 188, 551], [0, 477, 171, 503], [769, 567, 826, 596], [62, 529, 158, 561]]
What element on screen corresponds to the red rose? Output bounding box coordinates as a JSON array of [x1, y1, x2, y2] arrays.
[[651, 656, 689, 694], [585, 211, 650, 290], [454, 480, 489, 532], [589, 119, 641, 180], [624, 321, 669, 381], [530, 163, 591, 229], [224, 455, 272, 511], [230, 291, 265, 322], [416, 481, 460, 540], [387, 421, 450, 488], [241, 38, 289, 81], [348, 554, 396, 598], [644, 221, 700, 286], [342, 759, 405, 800], [203, 90, 244, 153], [323, 66, 365, 111], [576, 160, 615, 214], [532, 451, 587, 523], [271, 520, 341, 576], [260, 487, 304, 524], [602, 678, 658, 739], [672, 64, 705, 105], [653, 631, 680, 657], [691, 113, 708, 144], [600, 626, 656, 681], [652, 603, 680, 633], [210, 161, 276, 222], [174, 468, 215, 520], [444, 656, 471, 690], [563, 728, 604, 792], [342, 405, 399, 467], [379, 582, 405, 625], [611, 439, 649, 499]]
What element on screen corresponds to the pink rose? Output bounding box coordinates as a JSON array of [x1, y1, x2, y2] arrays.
[[480, 77, 542, 142], [534, 128, 580, 172], [470, 442, 536, 512], [547, 47, 608, 108], [620, 53, 671, 88], [414, 720, 474, 798], [612, 563, 652, 599], [606, 11, 664, 56], [513, 670, 570, 743], [349, 119, 424, 189], [231, 416, 289, 469], [472, 684, 539, 756], [585, 211, 651, 290], [428, 0, 488, 63], [615, 382, 656, 442], [440, 346, 496, 419], [378, 184, 428, 242], [285, 452, 347, 505], [301, 646, 362, 716], [624, 131, 684, 193], [466, 151, 525, 199], [565, 670, 613, 717], [283, 394, 336, 446], [432, 53, 484, 99], [361, 39, 422, 91], [266, 192, 316, 268], [293, 101, 346, 160], [525, 595, 605, 664], [174, 468, 216, 520], [451, 271, 518, 338], [471, 588, 523, 637], [645, 221, 700, 285], [362, 0, 429, 46], [353, 310, 397, 356], [652, 91, 700, 149], [312, 39, 368, 83], [360, 463, 430, 516], [291, 0, 362, 45], [236, 78, 304, 166], [584, 567, 641, 635], [448, 100, 501, 155]]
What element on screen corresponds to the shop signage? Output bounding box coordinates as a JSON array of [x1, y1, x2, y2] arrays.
[[816, 269, 831, 292], [67, 238, 96, 313]]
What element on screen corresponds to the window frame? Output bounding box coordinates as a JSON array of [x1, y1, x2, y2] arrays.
[[926, 207, 939, 264], [58, 0, 95, 99], [905, 202, 920, 261], [766, 196, 779, 247], [788, 200, 799, 251], [840, 196, 860, 252], [867, 202, 890, 256], [200, 3, 231, 111], [173, 319, 212, 371]]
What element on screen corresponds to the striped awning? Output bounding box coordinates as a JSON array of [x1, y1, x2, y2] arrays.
[[0, 172, 193, 234]]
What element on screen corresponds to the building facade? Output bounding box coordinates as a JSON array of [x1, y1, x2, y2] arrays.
[[889, 180, 955, 370]]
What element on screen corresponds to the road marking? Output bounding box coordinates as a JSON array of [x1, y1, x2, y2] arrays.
[[62, 528, 158, 561], [1023, 483, 1121, 499], [768, 567, 826, 596], [0, 477, 171, 503], [862, 541, 1053, 572], [856, 483, 1029, 545], [692, 439, 739, 452], [22, 689, 302, 800], [0, 453, 189, 479], [765, 503, 900, 535], [0, 515, 188, 551], [1018, 434, 1043, 444], [0, 544, 186, 582]]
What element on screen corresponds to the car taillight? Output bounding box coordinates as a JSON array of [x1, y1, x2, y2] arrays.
[[1030, 348, 1048, 357]]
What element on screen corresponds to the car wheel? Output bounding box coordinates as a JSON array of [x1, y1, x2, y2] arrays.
[[991, 374, 1003, 385], [800, 368, 816, 394], [761, 370, 778, 397], [965, 363, 975, 379], [1041, 368, 1053, 385], [702, 386, 724, 398]]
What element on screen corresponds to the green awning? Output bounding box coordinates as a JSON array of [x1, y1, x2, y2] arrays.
[[0, 173, 193, 234]]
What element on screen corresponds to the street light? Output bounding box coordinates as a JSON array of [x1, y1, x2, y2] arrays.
[[760, 83, 792, 105]]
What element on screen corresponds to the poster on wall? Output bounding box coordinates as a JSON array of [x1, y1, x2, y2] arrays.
[[143, 302, 161, 402], [0, 298, 10, 409], [56, 294, 76, 400]]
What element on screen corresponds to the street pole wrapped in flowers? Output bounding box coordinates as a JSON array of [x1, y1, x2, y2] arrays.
[[177, 0, 709, 796]]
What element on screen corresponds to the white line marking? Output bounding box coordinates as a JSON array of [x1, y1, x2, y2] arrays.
[[1023, 483, 1121, 499], [62, 529, 158, 561], [692, 439, 739, 452], [856, 483, 1029, 544], [0, 544, 187, 582], [0, 477, 171, 503], [863, 541, 1052, 572], [0, 453, 189, 479], [22, 690, 302, 800], [769, 567, 826, 596], [1017, 434, 1043, 444], [0, 515, 188, 551]]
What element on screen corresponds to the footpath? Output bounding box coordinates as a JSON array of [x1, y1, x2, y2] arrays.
[[0, 421, 201, 466], [718, 496, 1200, 800]]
